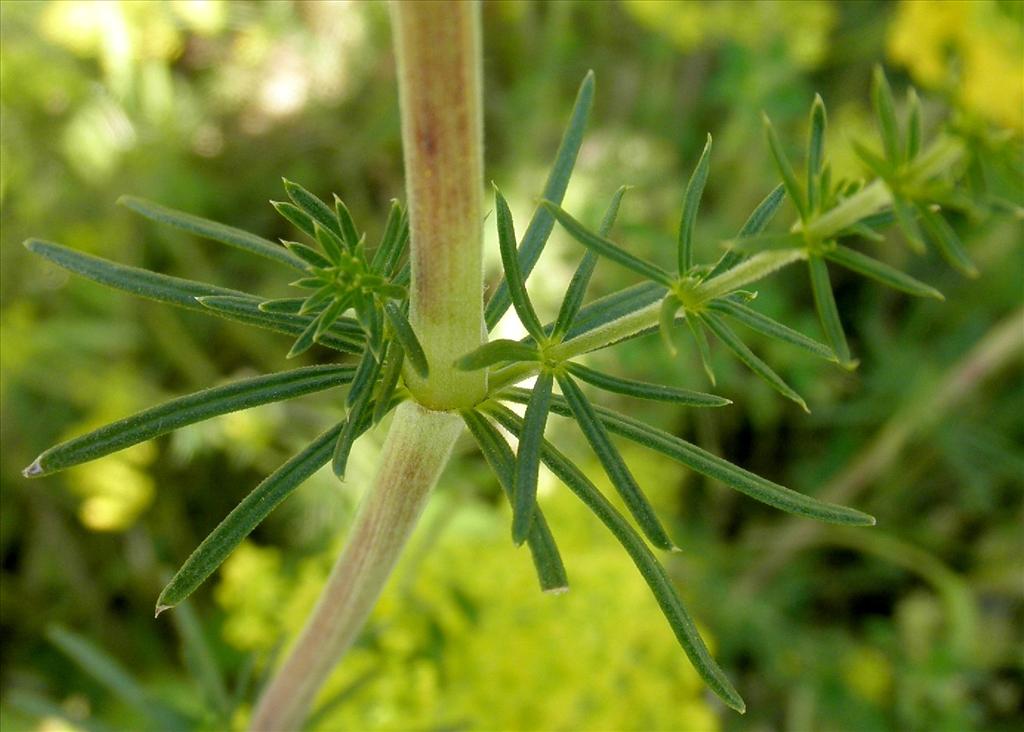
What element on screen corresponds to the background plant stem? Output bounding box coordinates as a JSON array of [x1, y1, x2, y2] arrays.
[[248, 402, 463, 731], [393, 0, 486, 410]]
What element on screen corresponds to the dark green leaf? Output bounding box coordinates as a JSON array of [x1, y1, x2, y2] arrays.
[[706, 298, 836, 362], [315, 221, 348, 263], [659, 295, 681, 356], [513, 371, 554, 544], [284, 241, 333, 269], [271, 200, 317, 239], [24, 366, 354, 477], [892, 195, 927, 254], [370, 200, 406, 274], [333, 194, 361, 249], [906, 87, 922, 160], [196, 295, 363, 354], [566, 362, 730, 407], [315, 296, 352, 339], [543, 202, 675, 286], [872, 65, 902, 163], [763, 113, 808, 221], [158, 422, 344, 612], [25, 239, 249, 309], [687, 315, 717, 385], [552, 185, 629, 340], [383, 301, 429, 378], [807, 255, 856, 369], [825, 244, 944, 299], [557, 374, 676, 551], [284, 179, 343, 239], [286, 313, 321, 359], [495, 186, 545, 339], [258, 297, 306, 314], [373, 344, 404, 424], [118, 195, 306, 272], [484, 403, 746, 713], [917, 204, 979, 277], [807, 94, 826, 212], [456, 339, 540, 371], [564, 281, 667, 342], [299, 285, 338, 316], [720, 232, 805, 254], [462, 410, 568, 593], [498, 390, 876, 526], [700, 312, 809, 411], [678, 134, 712, 273], [485, 71, 595, 329]]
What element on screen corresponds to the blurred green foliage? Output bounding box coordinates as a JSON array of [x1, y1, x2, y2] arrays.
[[1, 1, 1021, 730]]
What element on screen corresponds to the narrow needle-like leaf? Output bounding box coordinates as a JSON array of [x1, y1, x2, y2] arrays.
[[333, 194, 361, 249], [678, 134, 712, 273], [271, 200, 317, 240], [513, 371, 554, 544], [906, 88, 922, 161], [370, 200, 405, 274], [892, 196, 927, 254], [383, 301, 429, 378], [807, 95, 826, 213], [462, 410, 568, 593], [286, 314, 322, 359], [486, 71, 595, 329], [566, 362, 730, 407], [552, 185, 629, 340], [825, 245, 945, 299], [872, 66, 902, 164], [917, 205, 979, 278], [373, 344, 404, 424], [284, 241, 333, 270], [498, 390, 876, 526], [196, 295, 363, 354], [494, 186, 545, 339], [118, 196, 306, 272], [700, 312, 809, 412], [485, 404, 746, 713], [157, 422, 344, 613], [659, 295, 682, 356], [557, 373, 677, 551], [807, 255, 856, 369], [706, 298, 837, 362], [543, 202, 675, 286], [456, 339, 540, 371], [763, 113, 808, 221], [707, 184, 786, 278], [284, 179, 343, 239], [333, 351, 382, 478], [687, 315, 717, 385], [23, 366, 354, 477]]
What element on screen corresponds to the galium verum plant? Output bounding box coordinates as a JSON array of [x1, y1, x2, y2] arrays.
[[24, 3, 991, 724]]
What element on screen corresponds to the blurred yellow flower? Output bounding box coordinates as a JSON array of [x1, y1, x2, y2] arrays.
[[888, 0, 1024, 131]]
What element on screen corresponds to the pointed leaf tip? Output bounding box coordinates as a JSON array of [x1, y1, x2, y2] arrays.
[[22, 459, 43, 478], [154, 604, 172, 619]]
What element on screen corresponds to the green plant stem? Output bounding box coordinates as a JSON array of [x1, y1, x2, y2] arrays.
[[248, 402, 462, 731], [735, 306, 1023, 594], [393, 0, 486, 410]]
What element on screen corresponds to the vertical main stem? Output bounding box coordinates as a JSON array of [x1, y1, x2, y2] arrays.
[[249, 403, 463, 731], [393, 0, 486, 410]]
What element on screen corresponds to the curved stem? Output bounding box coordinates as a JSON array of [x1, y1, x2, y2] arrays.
[[249, 402, 462, 731]]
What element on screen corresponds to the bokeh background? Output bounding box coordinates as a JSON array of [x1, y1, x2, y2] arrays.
[[2, 1, 1022, 730]]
